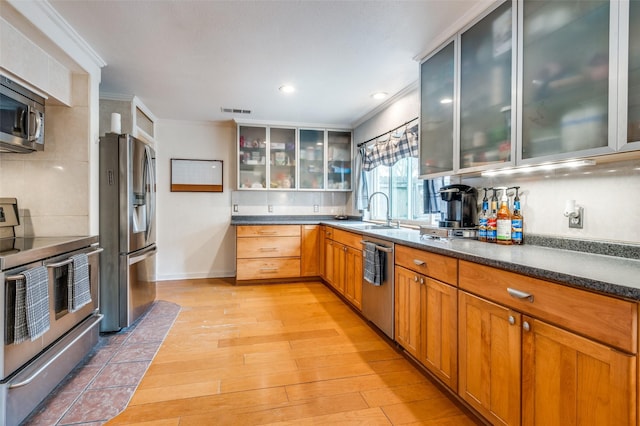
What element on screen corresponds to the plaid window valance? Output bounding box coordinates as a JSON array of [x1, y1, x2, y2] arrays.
[[361, 124, 418, 171]]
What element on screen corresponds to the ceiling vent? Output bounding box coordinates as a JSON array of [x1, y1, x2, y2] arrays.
[[221, 107, 251, 114]]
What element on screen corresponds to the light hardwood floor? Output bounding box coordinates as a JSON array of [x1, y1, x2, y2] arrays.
[[108, 279, 482, 425]]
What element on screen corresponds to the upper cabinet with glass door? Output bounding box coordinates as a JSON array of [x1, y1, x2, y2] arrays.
[[459, 1, 516, 172], [420, 41, 456, 176], [269, 127, 296, 189], [621, 0, 640, 152], [327, 130, 352, 190], [237, 125, 296, 190], [299, 129, 326, 190], [238, 125, 267, 189], [519, 0, 616, 163]]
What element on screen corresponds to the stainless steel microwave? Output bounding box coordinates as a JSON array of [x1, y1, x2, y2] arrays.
[[0, 76, 45, 153]]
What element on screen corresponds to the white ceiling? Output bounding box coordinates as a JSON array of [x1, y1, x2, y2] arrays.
[[48, 0, 484, 127]]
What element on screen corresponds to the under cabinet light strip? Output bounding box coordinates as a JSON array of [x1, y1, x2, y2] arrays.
[[481, 160, 596, 177]]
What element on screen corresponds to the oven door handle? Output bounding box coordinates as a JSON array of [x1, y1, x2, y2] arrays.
[[5, 248, 104, 280], [44, 247, 104, 269]]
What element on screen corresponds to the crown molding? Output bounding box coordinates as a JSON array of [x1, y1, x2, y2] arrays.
[[6, 0, 106, 74]]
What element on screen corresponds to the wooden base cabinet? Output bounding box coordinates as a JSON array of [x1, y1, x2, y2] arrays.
[[458, 291, 521, 426], [522, 318, 636, 426], [395, 265, 458, 390], [301, 225, 319, 277], [236, 225, 302, 281], [459, 260, 638, 426], [322, 227, 363, 311], [343, 245, 362, 310]]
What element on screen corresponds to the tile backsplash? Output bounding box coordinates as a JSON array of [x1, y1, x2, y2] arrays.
[[231, 190, 349, 216]]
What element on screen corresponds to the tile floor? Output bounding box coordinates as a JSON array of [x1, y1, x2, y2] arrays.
[[22, 300, 180, 426]]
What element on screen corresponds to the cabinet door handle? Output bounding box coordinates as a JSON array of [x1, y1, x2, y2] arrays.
[[523, 321, 531, 332], [507, 288, 534, 303], [419, 277, 425, 285], [413, 259, 426, 266], [508, 315, 516, 325], [414, 276, 418, 282]]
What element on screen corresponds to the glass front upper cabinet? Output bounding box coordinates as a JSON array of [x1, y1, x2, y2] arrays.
[[519, 0, 616, 162], [622, 0, 640, 151], [269, 127, 296, 189], [327, 130, 352, 190], [420, 41, 456, 177], [459, 1, 516, 171], [299, 129, 326, 190], [238, 125, 267, 189]]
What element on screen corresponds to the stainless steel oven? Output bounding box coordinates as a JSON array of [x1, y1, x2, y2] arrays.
[[0, 198, 102, 426]]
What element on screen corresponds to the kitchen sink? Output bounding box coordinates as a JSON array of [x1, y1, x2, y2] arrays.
[[343, 222, 397, 230]]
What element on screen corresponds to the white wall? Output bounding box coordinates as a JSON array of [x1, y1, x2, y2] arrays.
[[155, 119, 236, 280]]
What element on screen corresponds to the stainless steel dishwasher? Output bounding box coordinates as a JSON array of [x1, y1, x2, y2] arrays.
[[360, 236, 394, 339]]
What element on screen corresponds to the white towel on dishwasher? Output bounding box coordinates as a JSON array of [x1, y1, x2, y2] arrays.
[[23, 266, 50, 341], [68, 253, 91, 312]]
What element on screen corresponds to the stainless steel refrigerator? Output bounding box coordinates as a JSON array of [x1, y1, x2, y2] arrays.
[[99, 133, 157, 332]]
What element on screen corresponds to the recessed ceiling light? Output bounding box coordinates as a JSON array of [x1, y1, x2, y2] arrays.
[[371, 92, 388, 100], [279, 85, 295, 94], [440, 98, 453, 104]]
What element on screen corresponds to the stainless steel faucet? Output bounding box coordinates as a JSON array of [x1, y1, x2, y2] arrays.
[[367, 191, 392, 227]]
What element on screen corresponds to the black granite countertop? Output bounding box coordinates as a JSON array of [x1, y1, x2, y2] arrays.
[[231, 217, 640, 301]]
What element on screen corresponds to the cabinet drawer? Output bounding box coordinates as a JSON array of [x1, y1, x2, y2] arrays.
[[237, 236, 300, 259], [236, 258, 301, 280], [459, 260, 637, 353], [237, 225, 301, 237], [323, 226, 334, 240], [332, 228, 362, 250], [395, 245, 458, 286]]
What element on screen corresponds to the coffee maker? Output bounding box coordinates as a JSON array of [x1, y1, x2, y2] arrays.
[[438, 184, 478, 228]]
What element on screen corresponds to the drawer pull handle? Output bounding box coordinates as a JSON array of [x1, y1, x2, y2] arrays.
[[413, 259, 426, 266], [260, 268, 278, 272], [258, 231, 278, 235], [259, 247, 278, 252], [507, 288, 534, 303]]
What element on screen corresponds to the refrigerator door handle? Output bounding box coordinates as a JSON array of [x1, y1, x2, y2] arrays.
[[143, 145, 155, 243], [128, 245, 157, 265]]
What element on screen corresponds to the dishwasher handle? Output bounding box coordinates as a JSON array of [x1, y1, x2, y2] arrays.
[[360, 240, 394, 253]]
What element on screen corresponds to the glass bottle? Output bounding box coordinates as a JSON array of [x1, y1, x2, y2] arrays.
[[478, 188, 489, 242], [486, 188, 498, 243], [496, 188, 512, 245], [511, 186, 523, 245]]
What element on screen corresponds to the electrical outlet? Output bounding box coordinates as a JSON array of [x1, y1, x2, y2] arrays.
[[268, 205, 273, 213], [313, 204, 319, 213], [233, 204, 238, 212], [568, 207, 584, 229]]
